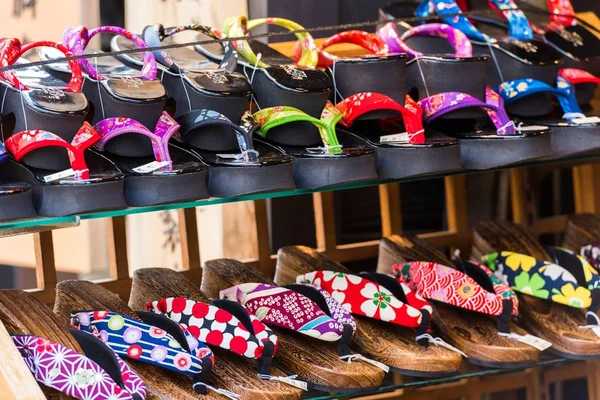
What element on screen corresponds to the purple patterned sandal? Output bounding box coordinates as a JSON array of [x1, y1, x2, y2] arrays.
[[93, 111, 209, 206]]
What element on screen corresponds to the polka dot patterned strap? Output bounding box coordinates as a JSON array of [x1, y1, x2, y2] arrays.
[[482, 251, 594, 310], [393, 261, 518, 333], [296, 270, 432, 331], [219, 283, 346, 342], [70, 311, 214, 395], [12, 334, 146, 400], [146, 297, 278, 375]]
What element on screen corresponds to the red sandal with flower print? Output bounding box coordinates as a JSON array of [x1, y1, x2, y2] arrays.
[[377, 235, 544, 368], [4, 123, 125, 216], [274, 245, 463, 378]]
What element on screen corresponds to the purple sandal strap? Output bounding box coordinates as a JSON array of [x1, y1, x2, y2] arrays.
[[64, 25, 157, 81], [377, 22, 472, 59], [418, 88, 515, 136], [94, 111, 177, 166]]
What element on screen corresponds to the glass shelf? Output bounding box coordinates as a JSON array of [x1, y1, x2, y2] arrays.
[[0, 150, 599, 235], [303, 357, 569, 399]]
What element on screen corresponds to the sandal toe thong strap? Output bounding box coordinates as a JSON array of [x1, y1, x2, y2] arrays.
[[70, 311, 213, 392], [393, 261, 518, 332], [5, 122, 100, 180], [12, 334, 145, 400], [95, 111, 179, 168], [560, 68, 600, 86], [419, 88, 516, 135], [64, 25, 156, 81], [296, 270, 430, 329], [498, 76, 584, 120], [377, 22, 472, 58], [335, 92, 425, 144], [482, 251, 593, 309], [224, 16, 318, 68], [219, 283, 345, 341], [146, 297, 278, 373]]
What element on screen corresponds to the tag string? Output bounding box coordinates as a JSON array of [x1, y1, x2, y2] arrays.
[[193, 382, 240, 400], [416, 333, 468, 358], [339, 353, 390, 372]]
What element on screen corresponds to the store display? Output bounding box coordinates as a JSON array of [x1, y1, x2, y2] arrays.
[[274, 246, 464, 377], [472, 220, 600, 359], [202, 258, 387, 393], [376, 236, 541, 367]]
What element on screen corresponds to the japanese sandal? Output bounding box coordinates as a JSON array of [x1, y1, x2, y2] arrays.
[[0, 142, 36, 221], [173, 110, 295, 198], [128, 267, 303, 399], [5, 123, 126, 216], [40, 25, 167, 136], [53, 279, 224, 399], [563, 214, 600, 258], [252, 104, 376, 188], [201, 258, 386, 394], [0, 289, 145, 399], [93, 112, 209, 206], [473, 220, 600, 359], [274, 246, 463, 377], [378, 235, 542, 367]]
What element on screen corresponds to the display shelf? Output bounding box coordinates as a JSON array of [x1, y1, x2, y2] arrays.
[[303, 357, 569, 399], [0, 150, 598, 235]]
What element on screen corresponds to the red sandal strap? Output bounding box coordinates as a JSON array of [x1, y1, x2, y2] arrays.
[[559, 68, 600, 85]]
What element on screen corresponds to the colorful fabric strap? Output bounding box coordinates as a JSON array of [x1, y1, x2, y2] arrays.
[[296, 270, 432, 333], [0, 38, 83, 92], [559, 68, 600, 86], [498, 76, 584, 120], [253, 104, 344, 154], [94, 111, 179, 169], [63, 25, 157, 81], [146, 297, 277, 374], [224, 16, 318, 68], [581, 244, 600, 275], [419, 87, 516, 136], [0, 142, 8, 164], [142, 24, 237, 73], [293, 30, 389, 68], [12, 335, 145, 400], [415, 0, 490, 42], [70, 311, 213, 394], [335, 92, 425, 144], [393, 261, 518, 333], [546, 0, 577, 26], [485, 0, 535, 40], [377, 22, 473, 58], [482, 251, 593, 310], [219, 283, 345, 341], [5, 122, 100, 180]]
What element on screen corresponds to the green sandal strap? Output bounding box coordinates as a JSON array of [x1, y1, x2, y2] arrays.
[[224, 16, 318, 68]]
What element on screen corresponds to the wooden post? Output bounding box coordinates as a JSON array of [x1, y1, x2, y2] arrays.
[[444, 175, 469, 255], [313, 192, 337, 251], [178, 208, 201, 271], [379, 183, 402, 236], [573, 164, 600, 214], [34, 231, 56, 290], [106, 216, 129, 280], [254, 200, 274, 277]]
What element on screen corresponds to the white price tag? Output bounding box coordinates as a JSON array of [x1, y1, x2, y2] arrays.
[[43, 168, 77, 183], [502, 333, 552, 351], [216, 154, 241, 160], [132, 160, 171, 173], [572, 116, 600, 125], [340, 354, 390, 372], [517, 124, 549, 132], [592, 327, 600, 338], [258, 374, 308, 391], [380, 132, 410, 144]]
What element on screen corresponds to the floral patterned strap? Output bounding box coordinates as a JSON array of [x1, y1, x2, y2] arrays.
[[415, 0, 490, 42], [220, 283, 345, 342], [5, 122, 99, 180], [418, 88, 516, 136], [0, 142, 8, 163], [482, 251, 593, 309], [393, 261, 518, 333], [71, 311, 213, 394], [0, 38, 83, 92], [253, 105, 343, 154], [296, 270, 428, 329], [547, 0, 576, 26], [146, 297, 277, 374], [94, 111, 179, 168], [559, 68, 600, 85], [498, 76, 584, 119], [335, 92, 425, 144], [63, 25, 157, 81], [142, 24, 237, 74], [377, 22, 472, 58], [224, 16, 318, 68], [581, 244, 600, 273], [12, 334, 145, 400], [293, 30, 389, 68], [485, 0, 535, 40]]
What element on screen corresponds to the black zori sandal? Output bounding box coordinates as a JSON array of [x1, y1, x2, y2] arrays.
[[0, 38, 125, 216], [112, 24, 295, 197]]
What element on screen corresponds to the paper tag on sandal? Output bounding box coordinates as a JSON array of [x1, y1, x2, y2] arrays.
[[132, 160, 171, 173], [572, 116, 600, 125], [591, 327, 600, 338], [502, 333, 552, 351], [43, 168, 76, 183], [517, 124, 548, 132], [340, 354, 390, 372], [380, 132, 410, 144], [258, 374, 308, 391]]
